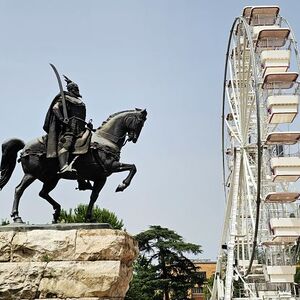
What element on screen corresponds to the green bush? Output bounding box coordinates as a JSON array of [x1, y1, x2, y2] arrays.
[[58, 204, 124, 230], [1, 219, 9, 226]]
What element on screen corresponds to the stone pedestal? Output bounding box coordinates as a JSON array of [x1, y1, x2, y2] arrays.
[[0, 224, 138, 300]]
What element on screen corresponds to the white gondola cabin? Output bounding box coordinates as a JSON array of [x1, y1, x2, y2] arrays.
[[271, 157, 300, 182], [270, 218, 300, 242], [242, 6, 280, 24], [264, 265, 296, 283], [264, 192, 300, 203], [267, 95, 299, 124], [254, 28, 290, 48], [242, 6, 252, 22], [261, 50, 290, 76], [265, 131, 300, 144], [263, 72, 298, 89], [247, 6, 280, 26]]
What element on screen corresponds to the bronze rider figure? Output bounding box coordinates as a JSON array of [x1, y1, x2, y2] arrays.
[[43, 75, 93, 190]]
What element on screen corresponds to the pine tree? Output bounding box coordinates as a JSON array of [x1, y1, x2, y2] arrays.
[[126, 225, 203, 300]]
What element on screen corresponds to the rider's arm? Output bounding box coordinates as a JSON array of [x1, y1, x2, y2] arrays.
[[52, 100, 64, 122]]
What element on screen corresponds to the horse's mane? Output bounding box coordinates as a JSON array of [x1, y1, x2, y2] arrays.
[[97, 109, 136, 129]]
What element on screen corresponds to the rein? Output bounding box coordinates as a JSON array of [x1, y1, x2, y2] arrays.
[[69, 116, 87, 124]]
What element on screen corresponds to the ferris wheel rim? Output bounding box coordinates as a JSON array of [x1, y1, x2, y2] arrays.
[[221, 16, 262, 276]]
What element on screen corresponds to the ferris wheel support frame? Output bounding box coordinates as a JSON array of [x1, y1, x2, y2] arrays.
[[213, 8, 300, 300]]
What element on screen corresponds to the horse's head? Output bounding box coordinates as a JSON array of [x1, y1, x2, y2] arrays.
[[96, 108, 147, 148], [125, 108, 147, 143]]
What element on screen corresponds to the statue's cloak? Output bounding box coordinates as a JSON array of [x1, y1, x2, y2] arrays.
[[43, 93, 62, 158], [43, 92, 87, 158]]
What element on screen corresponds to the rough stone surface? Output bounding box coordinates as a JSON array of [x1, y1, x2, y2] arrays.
[[0, 231, 15, 262], [0, 262, 47, 299], [12, 229, 77, 262], [0, 225, 138, 300], [38, 261, 131, 298], [74, 229, 138, 262]]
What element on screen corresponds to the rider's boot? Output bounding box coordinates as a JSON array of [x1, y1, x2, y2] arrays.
[[58, 151, 77, 175]]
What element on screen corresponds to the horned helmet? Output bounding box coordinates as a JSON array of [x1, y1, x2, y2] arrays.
[[63, 75, 81, 98]]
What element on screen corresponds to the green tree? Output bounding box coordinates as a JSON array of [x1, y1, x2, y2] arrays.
[[126, 225, 203, 300], [290, 243, 300, 284], [1, 219, 9, 226], [58, 204, 124, 230], [202, 274, 214, 300], [295, 267, 300, 284], [125, 258, 161, 300]]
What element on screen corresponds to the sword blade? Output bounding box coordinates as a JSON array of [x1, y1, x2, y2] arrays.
[[49, 63, 68, 121]]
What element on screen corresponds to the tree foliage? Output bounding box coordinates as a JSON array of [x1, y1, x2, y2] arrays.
[[126, 258, 162, 300], [1, 219, 9, 226], [126, 225, 203, 300], [295, 267, 300, 283], [58, 204, 124, 230]]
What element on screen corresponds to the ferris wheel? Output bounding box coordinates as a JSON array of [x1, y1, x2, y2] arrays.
[[212, 6, 300, 300]]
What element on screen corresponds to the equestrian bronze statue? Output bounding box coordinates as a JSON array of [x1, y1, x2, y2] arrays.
[[0, 66, 147, 223]]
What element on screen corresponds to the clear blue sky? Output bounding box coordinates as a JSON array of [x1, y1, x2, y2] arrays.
[[0, 0, 299, 259]]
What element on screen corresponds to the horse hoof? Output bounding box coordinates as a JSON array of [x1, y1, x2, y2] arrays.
[[85, 218, 96, 223], [115, 183, 127, 192], [13, 217, 24, 224]]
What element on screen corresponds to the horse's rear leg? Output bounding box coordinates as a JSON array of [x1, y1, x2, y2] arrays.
[[39, 179, 60, 223], [11, 174, 36, 223]]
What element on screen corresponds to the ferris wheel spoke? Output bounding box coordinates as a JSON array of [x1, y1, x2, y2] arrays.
[[241, 154, 256, 229], [225, 120, 242, 145], [236, 29, 247, 135], [243, 94, 256, 141], [241, 63, 255, 140], [242, 149, 257, 192], [231, 43, 243, 129], [228, 61, 242, 122], [225, 86, 242, 139]]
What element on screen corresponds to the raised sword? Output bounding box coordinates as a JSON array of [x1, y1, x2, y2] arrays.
[[49, 63, 69, 123]]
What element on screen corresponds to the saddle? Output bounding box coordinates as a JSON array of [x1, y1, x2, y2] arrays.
[[73, 129, 92, 155], [21, 129, 92, 158]]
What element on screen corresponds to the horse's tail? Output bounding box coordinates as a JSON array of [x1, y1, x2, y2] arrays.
[[0, 138, 25, 190]]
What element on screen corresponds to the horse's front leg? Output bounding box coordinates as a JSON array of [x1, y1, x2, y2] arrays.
[[85, 177, 107, 222], [111, 162, 137, 192]]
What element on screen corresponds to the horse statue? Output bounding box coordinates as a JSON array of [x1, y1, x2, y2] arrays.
[[0, 108, 147, 223]]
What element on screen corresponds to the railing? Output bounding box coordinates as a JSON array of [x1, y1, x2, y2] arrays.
[[267, 203, 300, 218], [263, 81, 300, 95], [248, 282, 292, 292], [250, 14, 281, 27], [255, 37, 292, 50]]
